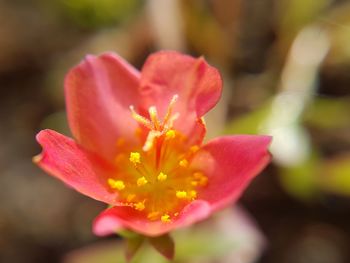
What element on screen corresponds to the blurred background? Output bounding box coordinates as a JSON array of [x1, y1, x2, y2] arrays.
[[1, 0, 350, 262]]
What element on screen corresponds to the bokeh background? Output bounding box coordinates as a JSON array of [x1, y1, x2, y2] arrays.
[[1, 0, 350, 262]]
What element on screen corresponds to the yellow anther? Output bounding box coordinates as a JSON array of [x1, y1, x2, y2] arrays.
[[191, 181, 199, 186], [129, 152, 141, 165], [127, 194, 136, 202], [137, 176, 148, 186], [176, 191, 188, 199], [193, 172, 208, 186], [134, 202, 145, 211], [165, 129, 176, 139], [147, 211, 160, 221], [161, 214, 171, 223], [157, 172, 167, 181], [107, 179, 125, 190], [190, 190, 197, 199], [193, 172, 203, 179], [190, 145, 200, 153], [179, 159, 189, 168]]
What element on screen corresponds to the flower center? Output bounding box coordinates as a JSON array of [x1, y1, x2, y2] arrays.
[[107, 95, 208, 223]]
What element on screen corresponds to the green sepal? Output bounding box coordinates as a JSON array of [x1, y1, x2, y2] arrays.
[[148, 234, 175, 260], [124, 235, 145, 262]]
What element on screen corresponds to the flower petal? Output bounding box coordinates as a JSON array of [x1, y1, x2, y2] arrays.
[[34, 129, 118, 204], [139, 50, 222, 135], [93, 200, 211, 237], [192, 135, 272, 211], [65, 52, 140, 161]]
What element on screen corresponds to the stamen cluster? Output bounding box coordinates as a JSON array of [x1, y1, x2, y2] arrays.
[[107, 96, 208, 223]]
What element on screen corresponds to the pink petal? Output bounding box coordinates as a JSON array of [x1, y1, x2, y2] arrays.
[[65, 52, 140, 161], [34, 129, 118, 204], [93, 212, 124, 236], [192, 135, 272, 211], [93, 200, 211, 237], [182, 117, 206, 149], [139, 50, 222, 135]]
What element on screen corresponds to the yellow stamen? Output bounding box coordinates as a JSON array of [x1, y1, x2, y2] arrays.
[[165, 129, 176, 139], [176, 191, 188, 199], [179, 159, 189, 168], [129, 152, 141, 165], [134, 202, 145, 211], [107, 179, 125, 190], [190, 190, 197, 199], [190, 145, 200, 153], [137, 176, 148, 186], [148, 211, 160, 221], [127, 194, 136, 202], [157, 172, 167, 181], [193, 172, 208, 186], [193, 172, 203, 179], [161, 214, 171, 223], [191, 181, 198, 186]]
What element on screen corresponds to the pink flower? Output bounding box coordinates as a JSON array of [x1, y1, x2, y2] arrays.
[[34, 51, 271, 237]]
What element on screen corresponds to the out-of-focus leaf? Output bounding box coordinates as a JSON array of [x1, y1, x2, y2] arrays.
[[278, 152, 320, 201], [224, 103, 271, 135], [275, 0, 331, 57], [181, 0, 233, 65], [58, 0, 142, 28], [148, 234, 174, 260], [324, 2, 350, 64], [304, 97, 350, 129], [318, 154, 350, 196]]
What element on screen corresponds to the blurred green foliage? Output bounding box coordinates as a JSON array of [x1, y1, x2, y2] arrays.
[[325, 3, 350, 64], [279, 154, 320, 200], [319, 154, 350, 196], [58, 0, 142, 28], [276, 0, 331, 56], [224, 103, 271, 135], [225, 95, 350, 200], [304, 97, 350, 129]]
